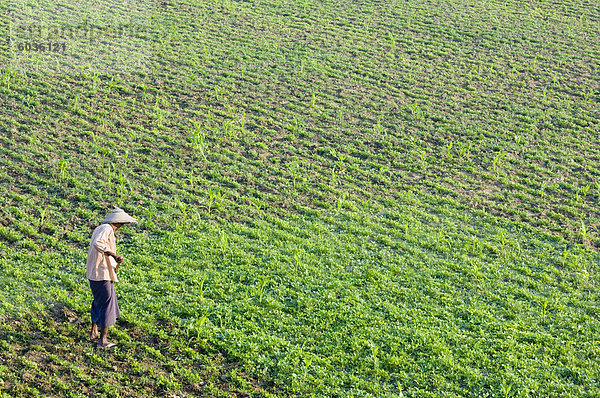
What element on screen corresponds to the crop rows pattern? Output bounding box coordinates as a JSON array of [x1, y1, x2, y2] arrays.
[[1, 0, 599, 396]]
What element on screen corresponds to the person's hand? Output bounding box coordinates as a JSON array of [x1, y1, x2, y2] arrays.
[[114, 256, 124, 273]]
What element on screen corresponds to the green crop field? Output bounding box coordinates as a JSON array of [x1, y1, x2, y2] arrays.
[[1, 0, 599, 396]]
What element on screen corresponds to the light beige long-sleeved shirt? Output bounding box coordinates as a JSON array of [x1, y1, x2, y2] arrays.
[[86, 224, 118, 282]]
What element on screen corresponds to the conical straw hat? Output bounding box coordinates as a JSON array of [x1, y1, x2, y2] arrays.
[[101, 207, 137, 224]]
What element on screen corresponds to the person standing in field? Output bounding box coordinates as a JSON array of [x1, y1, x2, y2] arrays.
[[86, 207, 137, 348]]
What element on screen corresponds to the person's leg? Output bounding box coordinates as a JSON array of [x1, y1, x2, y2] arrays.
[[97, 327, 110, 347], [90, 322, 99, 340], [91, 280, 118, 348], [89, 280, 104, 341]]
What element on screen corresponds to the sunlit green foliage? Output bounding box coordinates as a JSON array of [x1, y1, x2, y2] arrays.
[[1, 0, 599, 396]]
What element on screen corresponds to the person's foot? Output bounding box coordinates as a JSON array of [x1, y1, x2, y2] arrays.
[[96, 341, 117, 349]]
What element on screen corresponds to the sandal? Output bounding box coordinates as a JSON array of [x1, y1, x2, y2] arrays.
[[96, 342, 117, 349]]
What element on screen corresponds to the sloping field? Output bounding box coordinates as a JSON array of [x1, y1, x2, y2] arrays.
[[1, 0, 599, 396]]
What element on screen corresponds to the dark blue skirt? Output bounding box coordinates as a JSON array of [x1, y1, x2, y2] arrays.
[[89, 279, 121, 328]]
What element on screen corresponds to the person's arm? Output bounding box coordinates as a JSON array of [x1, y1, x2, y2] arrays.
[[93, 228, 123, 263], [106, 254, 117, 282], [105, 250, 123, 264]]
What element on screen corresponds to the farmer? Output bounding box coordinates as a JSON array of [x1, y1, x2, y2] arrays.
[[86, 207, 137, 348]]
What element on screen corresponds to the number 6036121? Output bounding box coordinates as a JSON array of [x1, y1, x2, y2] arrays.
[[16, 42, 67, 52]]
